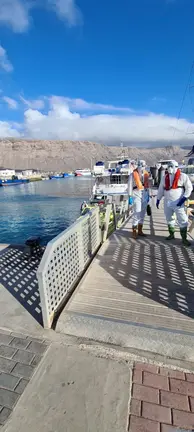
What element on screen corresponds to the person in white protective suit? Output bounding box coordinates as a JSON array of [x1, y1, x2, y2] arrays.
[[128, 160, 149, 239], [156, 161, 193, 246]]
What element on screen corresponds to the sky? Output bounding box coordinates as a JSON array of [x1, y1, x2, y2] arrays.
[[0, 0, 194, 146]]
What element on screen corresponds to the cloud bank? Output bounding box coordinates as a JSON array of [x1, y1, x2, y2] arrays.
[[0, 95, 194, 147], [0, 0, 82, 32]]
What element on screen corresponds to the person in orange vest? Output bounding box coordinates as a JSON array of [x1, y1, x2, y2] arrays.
[[156, 161, 193, 246], [129, 160, 149, 239]]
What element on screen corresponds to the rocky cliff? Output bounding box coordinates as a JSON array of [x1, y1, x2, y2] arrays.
[[0, 139, 186, 171]]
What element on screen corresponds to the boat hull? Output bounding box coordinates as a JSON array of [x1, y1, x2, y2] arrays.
[[0, 179, 29, 186]]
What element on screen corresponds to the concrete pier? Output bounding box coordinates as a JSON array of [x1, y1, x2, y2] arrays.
[[57, 202, 194, 360]]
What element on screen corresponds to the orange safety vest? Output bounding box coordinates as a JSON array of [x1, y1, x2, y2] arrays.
[[143, 170, 149, 189], [133, 169, 144, 190]]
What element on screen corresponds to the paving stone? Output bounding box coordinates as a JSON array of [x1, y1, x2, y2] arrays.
[[173, 408, 194, 429], [142, 401, 171, 423], [0, 335, 13, 346], [11, 333, 27, 340], [14, 378, 29, 394], [0, 407, 12, 424], [133, 369, 142, 384], [133, 383, 159, 404], [12, 350, 34, 365], [11, 363, 35, 379], [0, 346, 16, 359], [0, 388, 19, 409], [0, 357, 16, 374], [9, 338, 30, 350], [129, 415, 160, 431], [30, 355, 42, 367], [135, 363, 159, 374], [130, 399, 141, 416], [27, 337, 43, 343], [161, 390, 190, 411], [159, 368, 185, 380], [27, 341, 47, 355], [143, 372, 169, 390], [161, 425, 192, 431], [170, 378, 194, 397], [0, 329, 11, 335], [185, 373, 194, 383], [0, 373, 19, 390]]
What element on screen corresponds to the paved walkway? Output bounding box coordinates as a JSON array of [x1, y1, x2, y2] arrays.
[[57, 201, 194, 360], [0, 329, 49, 428], [130, 362, 194, 431], [1, 335, 194, 431]]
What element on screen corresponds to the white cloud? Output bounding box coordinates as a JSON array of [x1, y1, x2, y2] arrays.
[[0, 120, 21, 137], [0, 0, 82, 33], [20, 96, 194, 145], [20, 96, 45, 110], [3, 96, 18, 109], [62, 97, 133, 113], [1, 95, 194, 146], [48, 0, 82, 26], [0, 0, 29, 33], [0, 45, 13, 72]]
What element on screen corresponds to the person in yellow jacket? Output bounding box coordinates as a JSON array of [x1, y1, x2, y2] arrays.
[[128, 160, 149, 239]]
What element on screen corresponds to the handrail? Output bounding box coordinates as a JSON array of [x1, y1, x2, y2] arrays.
[[37, 200, 131, 328]]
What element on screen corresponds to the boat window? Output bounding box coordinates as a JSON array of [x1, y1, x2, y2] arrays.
[[110, 175, 128, 184]]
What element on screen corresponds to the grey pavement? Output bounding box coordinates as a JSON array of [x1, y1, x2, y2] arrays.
[[0, 330, 49, 427], [2, 343, 131, 432], [57, 202, 194, 361]]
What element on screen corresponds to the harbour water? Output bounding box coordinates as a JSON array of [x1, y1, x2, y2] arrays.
[[0, 178, 94, 245]]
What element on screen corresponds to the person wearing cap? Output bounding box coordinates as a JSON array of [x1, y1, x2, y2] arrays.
[[156, 161, 192, 246], [128, 160, 149, 239]]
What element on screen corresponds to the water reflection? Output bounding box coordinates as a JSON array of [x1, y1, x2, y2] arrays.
[[0, 178, 94, 245]]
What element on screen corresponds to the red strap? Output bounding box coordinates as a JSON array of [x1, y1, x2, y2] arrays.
[[165, 169, 181, 190]]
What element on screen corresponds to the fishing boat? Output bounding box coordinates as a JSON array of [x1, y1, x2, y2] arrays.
[[75, 169, 92, 177], [0, 178, 29, 187], [92, 159, 132, 202], [63, 172, 75, 178], [49, 174, 64, 179]]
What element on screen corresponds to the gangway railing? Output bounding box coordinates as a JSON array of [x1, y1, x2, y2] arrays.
[[37, 202, 130, 328]]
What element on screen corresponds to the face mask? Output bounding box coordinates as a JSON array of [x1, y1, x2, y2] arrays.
[[168, 166, 178, 175], [167, 167, 173, 174]]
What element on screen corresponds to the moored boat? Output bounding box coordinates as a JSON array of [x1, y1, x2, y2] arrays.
[[75, 169, 92, 177], [0, 178, 29, 186]]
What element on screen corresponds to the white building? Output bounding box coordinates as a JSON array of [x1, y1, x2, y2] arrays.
[[0, 169, 15, 178], [22, 170, 33, 177]]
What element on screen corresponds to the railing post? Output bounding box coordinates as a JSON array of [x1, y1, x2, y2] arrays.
[[103, 203, 112, 242], [37, 270, 51, 329]]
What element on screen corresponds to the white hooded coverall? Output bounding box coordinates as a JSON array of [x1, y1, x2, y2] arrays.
[[128, 168, 148, 227], [157, 171, 193, 228]]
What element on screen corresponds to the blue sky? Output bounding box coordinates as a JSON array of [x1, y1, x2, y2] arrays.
[[0, 0, 194, 145]]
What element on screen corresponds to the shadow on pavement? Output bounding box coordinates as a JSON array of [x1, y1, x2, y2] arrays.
[[0, 245, 43, 325], [99, 230, 194, 322]]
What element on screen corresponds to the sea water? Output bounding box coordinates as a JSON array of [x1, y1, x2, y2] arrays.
[[0, 177, 94, 245]]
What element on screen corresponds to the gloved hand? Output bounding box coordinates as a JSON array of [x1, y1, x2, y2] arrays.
[[177, 196, 187, 207], [156, 199, 160, 209], [128, 196, 133, 205]]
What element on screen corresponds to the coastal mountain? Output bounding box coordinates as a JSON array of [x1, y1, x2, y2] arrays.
[[0, 139, 186, 171]]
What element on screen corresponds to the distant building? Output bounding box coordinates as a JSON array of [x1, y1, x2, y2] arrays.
[[22, 170, 33, 177], [0, 169, 15, 178]]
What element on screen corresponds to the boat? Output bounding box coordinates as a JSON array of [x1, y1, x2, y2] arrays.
[[49, 174, 64, 179], [63, 172, 75, 178], [92, 159, 132, 202], [0, 178, 29, 187], [93, 162, 105, 176], [75, 169, 92, 177]]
